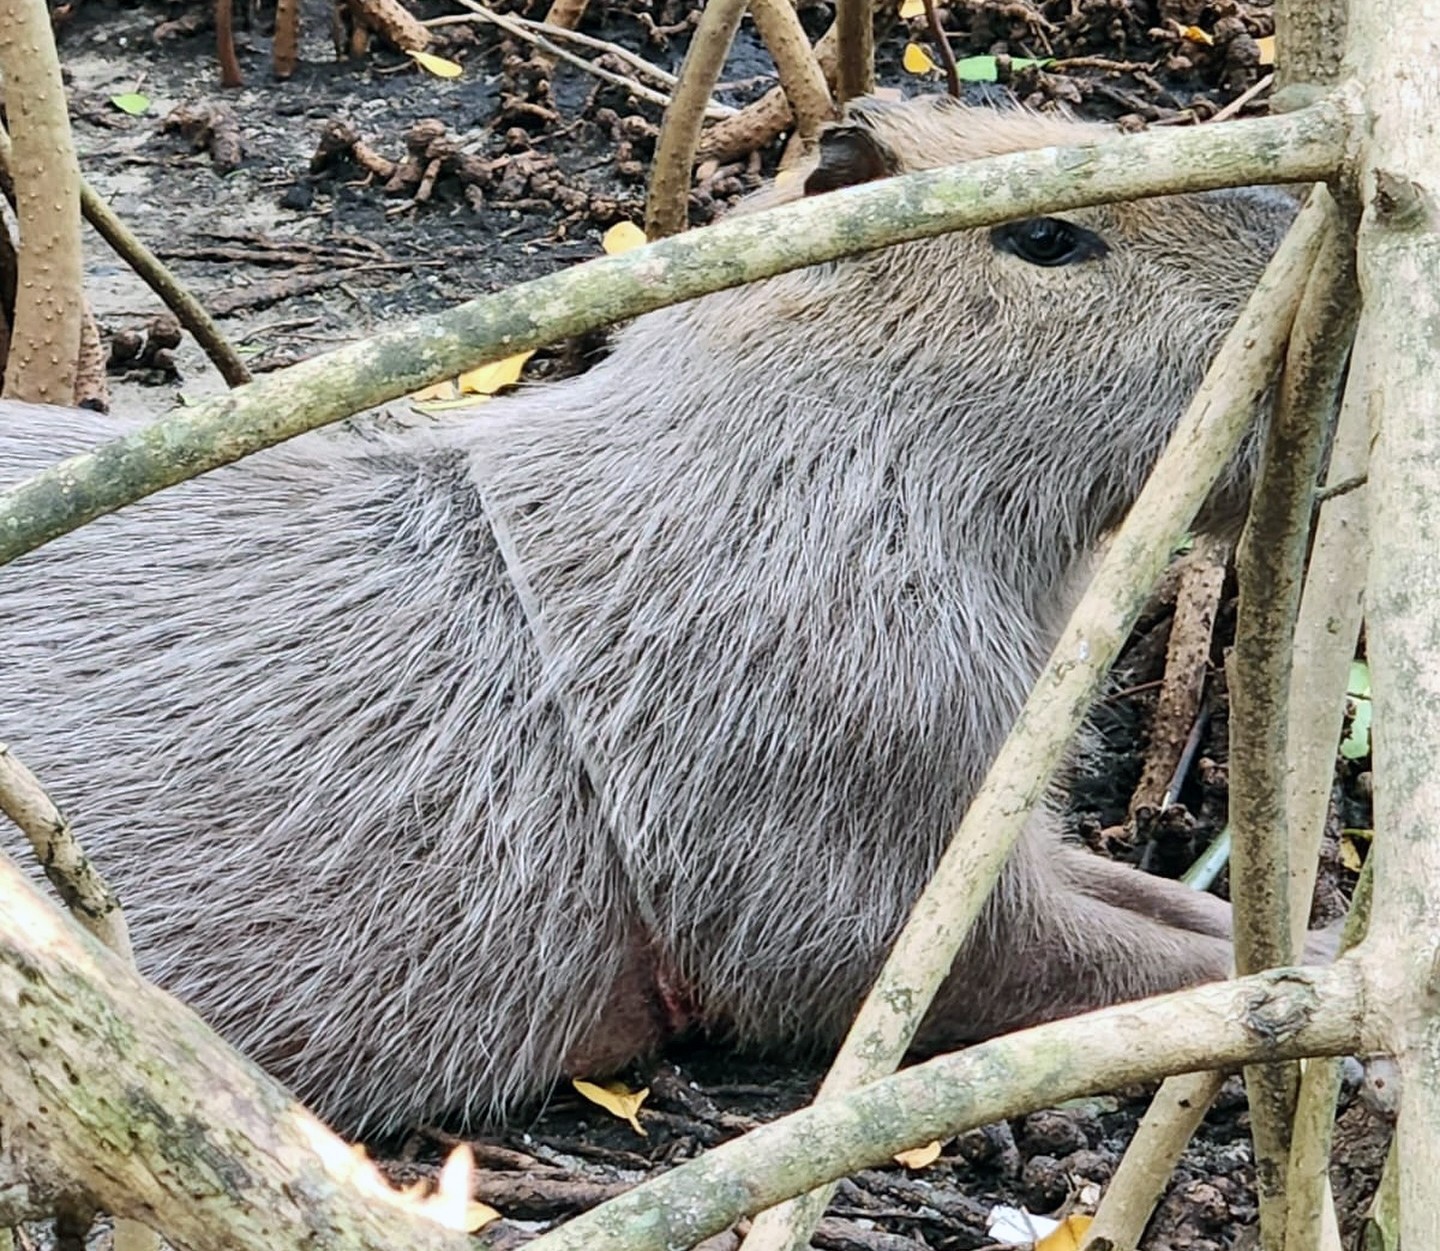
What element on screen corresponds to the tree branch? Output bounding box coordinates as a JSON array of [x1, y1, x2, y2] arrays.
[[1229, 185, 1357, 1249], [1346, 0, 1440, 1224]]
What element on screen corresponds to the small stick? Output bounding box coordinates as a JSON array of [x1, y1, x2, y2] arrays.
[[0, 744, 132, 958], [1210, 72, 1276, 123], [1081, 1070, 1228, 1251], [424, 11, 685, 92], [1127, 538, 1228, 822], [451, 0, 736, 120], [922, 0, 960, 98]]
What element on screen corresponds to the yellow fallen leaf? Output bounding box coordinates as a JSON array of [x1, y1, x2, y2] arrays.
[[1340, 828, 1372, 872], [411, 380, 459, 402], [1037, 1213, 1094, 1251], [603, 220, 648, 255], [410, 397, 491, 414], [465, 1201, 502, 1233], [893, 1140, 942, 1169], [903, 42, 938, 74], [898, 0, 925, 17], [1256, 34, 1276, 65], [409, 49, 464, 78], [573, 1079, 650, 1135], [458, 350, 535, 396], [1182, 25, 1214, 44]]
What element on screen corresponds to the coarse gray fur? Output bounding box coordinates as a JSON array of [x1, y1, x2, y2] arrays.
[[0, 96, 1301, 1135]]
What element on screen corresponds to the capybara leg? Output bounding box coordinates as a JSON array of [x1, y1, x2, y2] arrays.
[[1058, 847, 1233, 940], [1061, 846, 1340, 963], [912, 881, 1233, 1053]]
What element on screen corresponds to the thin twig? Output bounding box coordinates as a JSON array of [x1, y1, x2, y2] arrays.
[[1161, 708, 1209, 810], [448, 0, 737, 120], [78, 182, 252, 386], [1045, 55, 1156, 72], [1210, 72, 1276, 123], [0, 745, 132, 960], [922, 0, 960, 98], [425, 11, 681, 93], [1181, 824, 1231, 891], [1081, 1070, 1228, 1251]]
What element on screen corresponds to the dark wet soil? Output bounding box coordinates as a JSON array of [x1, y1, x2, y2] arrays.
[[31, 0, 1382, 1245]]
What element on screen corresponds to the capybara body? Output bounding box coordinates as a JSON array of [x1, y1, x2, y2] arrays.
[[0, 97, 1299, 1134]]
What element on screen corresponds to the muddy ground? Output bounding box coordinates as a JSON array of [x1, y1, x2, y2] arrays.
[[24, 0, 1384, 1245]]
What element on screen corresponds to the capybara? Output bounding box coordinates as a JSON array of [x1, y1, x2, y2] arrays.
[[0, 96, 1302, 1133]]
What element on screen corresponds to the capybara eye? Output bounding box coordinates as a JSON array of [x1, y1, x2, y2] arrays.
[[990, 217, 1109, 267]]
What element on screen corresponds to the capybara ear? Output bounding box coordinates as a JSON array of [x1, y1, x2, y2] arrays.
[[803, 122, 903, 196]]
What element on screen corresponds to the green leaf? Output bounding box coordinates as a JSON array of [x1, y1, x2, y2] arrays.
[[954, 55, 1053, 82], [110, 92, 151, 116], [1340, 659, 1372, 761]]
